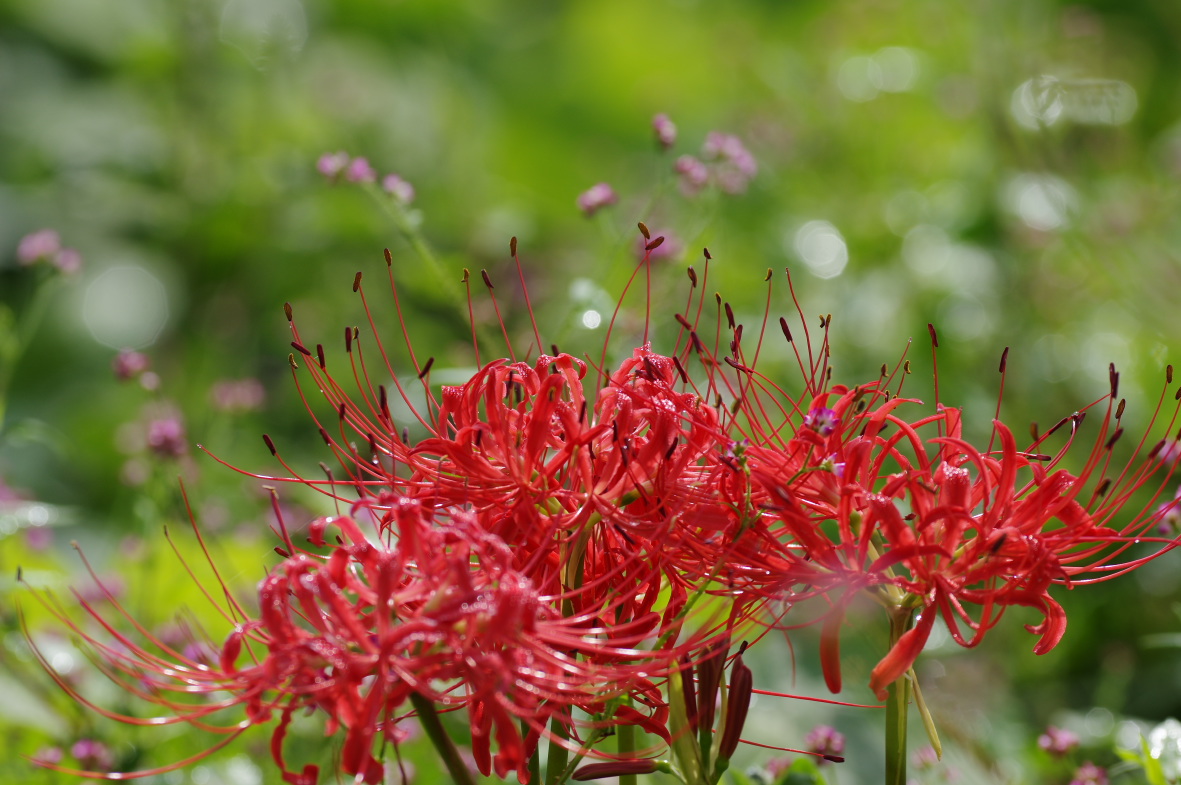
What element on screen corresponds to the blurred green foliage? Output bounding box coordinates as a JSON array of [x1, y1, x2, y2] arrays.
[[4, 0, 1181, 783]]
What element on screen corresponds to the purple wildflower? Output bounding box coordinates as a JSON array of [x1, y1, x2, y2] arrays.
[[803, 406, 839, 436], [70, 739, 114, 772]]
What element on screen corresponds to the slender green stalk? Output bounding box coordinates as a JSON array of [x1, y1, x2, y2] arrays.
[[618, 708, 637, 785], [884, 608, 914, 785], [409, 692, 477, 785], [545, 713, 571, 785]]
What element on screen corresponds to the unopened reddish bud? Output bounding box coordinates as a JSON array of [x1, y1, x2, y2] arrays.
[[718, 651, 753, 759], [695, 640, 727, 735], [572, 759, 659, 781]]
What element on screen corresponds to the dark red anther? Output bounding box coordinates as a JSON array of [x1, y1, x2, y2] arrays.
[[509, 236, 517, 255], [689, 331, 704, 354], [1170, 364, 1175, 384], [319, 427, 330, 445], [379, 386, 390, 421], [316, 344, 325, 370], [1110, 363, 1119, 398], [779, 317, 792, 342], [637, 221, 651, 240], [928, 323, 939, 348], [724, 302, 735, 329], [999, 346, 1009, 373], [1116, 399, 1125, 419], [383, 248, 393, 266], [338, 402, 346, 421], [551, 343, 560, 356], [262, 434, 277, 455], [344, 326, 353, 353], [352, 272, 362, 293], [481, 269, 493, 289], [703, 247, 711, 260], [291, 341, 312, 357], [675, 313, 693, 330], [645, 236, 665, 251], [764, 267, 772, 282], [283, 302, 293, 321], [418, 357, 434, 379], [1105, 428, 1124, 450], [673, 356, 689, 384], [687, 266, 698, 287]]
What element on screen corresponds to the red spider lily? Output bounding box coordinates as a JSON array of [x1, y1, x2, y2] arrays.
[[30, 238, 777, 783], [671, 265, 1181, 698], [24, 493, 691, 783]]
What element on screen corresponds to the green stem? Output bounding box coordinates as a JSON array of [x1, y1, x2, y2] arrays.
[[409, 691, 477, 785], [545, 713, 571, 785], [884, 608, 914, 785], [618, 706, 637, 785]]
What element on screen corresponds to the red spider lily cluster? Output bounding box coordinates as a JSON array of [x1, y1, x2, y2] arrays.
[[23, 229, 1181, 784]]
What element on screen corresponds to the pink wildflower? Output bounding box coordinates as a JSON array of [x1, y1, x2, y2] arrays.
[[345, 157, 377, 183], [112, 349, 151, 381], [382, 173, 416, 204], [1070, 761, 1108, 785], [211, 378, 266, 412], [146, 415, 187, 457], [576, 182, 618, 216], [316, 151, 350, 180], [17, 229, 61, 265], [1038, 725, 1080, 756], [675, 155, 709, 196], [652, 113, 677, 149], [805, 725, 846, 762]]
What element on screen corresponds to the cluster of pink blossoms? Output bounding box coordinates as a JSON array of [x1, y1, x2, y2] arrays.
[[26, 230, 1181, 783]]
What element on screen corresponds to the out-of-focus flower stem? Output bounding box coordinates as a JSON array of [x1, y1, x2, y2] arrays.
[[0, 274, 62, 435], [408, 691, 477, 785], [885, 607, 914, 785], [360, 182, 497, 348]]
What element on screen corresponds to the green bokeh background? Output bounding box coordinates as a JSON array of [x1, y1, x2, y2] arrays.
[[3, 0, 1181, 782]]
